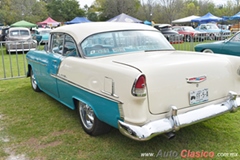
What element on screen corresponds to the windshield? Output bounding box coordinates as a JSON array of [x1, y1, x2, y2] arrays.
[[10, 30, 30, 37], [206, 24, 219, 29], [81, 30, 174, 57], [39, 30, 51, 35], [184, 26, 195, 31]]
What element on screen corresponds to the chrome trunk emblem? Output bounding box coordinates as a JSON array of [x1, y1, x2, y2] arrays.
[[186, 75, 207, 84]]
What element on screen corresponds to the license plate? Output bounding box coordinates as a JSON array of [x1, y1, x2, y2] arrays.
[[189, 88, 208, 105]]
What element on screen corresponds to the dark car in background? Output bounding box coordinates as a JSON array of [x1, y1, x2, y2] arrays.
[[153, 24, 183, 44], [172, 26, 206, 42], [0, 27, 10, 42]]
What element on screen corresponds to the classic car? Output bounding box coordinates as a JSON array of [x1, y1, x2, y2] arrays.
[[194, 23, 231, 40], [5, 27, 37, 53], [32, 28, 51, 44], [194, 31, 240, 55], [26, 22, 240, 141], [153, 24, 184, 44], [172, 26, 206, 42]]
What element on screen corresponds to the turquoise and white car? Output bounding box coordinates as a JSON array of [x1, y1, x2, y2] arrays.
[[32, 28, 51, 44], [26, 22, 240, 141]]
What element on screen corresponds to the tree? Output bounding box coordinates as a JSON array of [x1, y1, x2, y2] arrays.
[[46, 0, 85, 22], [98, 0, 141, 21], [0, 0, 48, 25], [155, 0, 184, 23], [141, 0, 156, 21]]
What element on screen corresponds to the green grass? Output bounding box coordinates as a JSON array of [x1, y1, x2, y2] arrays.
[[0, 78, 240, 160], [0, 42, 240, 159]]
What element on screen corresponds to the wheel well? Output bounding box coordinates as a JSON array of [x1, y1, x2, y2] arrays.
[[73, 98, 79, 110], [27, 65, 32, 77]]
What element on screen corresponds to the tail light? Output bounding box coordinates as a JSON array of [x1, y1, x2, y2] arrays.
[[132, 74, 146, 97]]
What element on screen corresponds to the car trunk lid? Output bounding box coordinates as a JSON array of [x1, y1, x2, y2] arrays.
[[111, 50, 238, 114]]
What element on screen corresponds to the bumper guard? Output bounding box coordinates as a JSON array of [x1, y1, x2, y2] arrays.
[[118, 91, 240, 141]]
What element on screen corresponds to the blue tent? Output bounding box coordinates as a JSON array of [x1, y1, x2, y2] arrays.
[[65, 17, 91, 24], [107, 13, 142, 23], [191, 12, 222, 23], [229, 12, 240, 20]]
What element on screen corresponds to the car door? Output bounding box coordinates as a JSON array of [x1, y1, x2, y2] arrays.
[[39, 33, 79, 98], [37, 33, 66, 98]]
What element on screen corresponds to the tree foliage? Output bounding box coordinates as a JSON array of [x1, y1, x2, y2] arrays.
[[0, 0, 85, 25], [0, 0, 239, 26], [46, 0, 85, 22]]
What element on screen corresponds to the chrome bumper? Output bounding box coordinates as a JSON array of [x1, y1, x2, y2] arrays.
[[118, 91, 240, 141]]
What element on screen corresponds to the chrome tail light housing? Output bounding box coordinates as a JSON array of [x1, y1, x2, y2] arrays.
[[131, 74, 146, 97]]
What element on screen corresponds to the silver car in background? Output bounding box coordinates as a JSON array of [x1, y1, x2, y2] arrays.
[[5, 27, 37, 53]]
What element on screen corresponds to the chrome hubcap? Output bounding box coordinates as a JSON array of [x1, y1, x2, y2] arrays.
[[31, 73, 37, 89], [79, 103, 94, 129]]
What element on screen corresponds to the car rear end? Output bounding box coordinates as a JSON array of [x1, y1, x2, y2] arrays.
[[115, 51, 240, 141]]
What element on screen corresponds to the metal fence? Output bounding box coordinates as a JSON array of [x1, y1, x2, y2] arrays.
[[0, 41, 35, 80]]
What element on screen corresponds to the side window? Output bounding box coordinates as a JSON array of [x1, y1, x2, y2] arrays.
[[50, 33, 78, 57], [231, 33, 240, 42], [200, 25, 206, 29], [51, 33, 64, 54], [63, 35, 78, 57]]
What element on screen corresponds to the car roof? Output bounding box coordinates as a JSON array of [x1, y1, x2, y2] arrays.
[[9, 27, 30, 31], [37, 28, 52, 31], [51, 22, 157, 43], [153, 24, 171, 27]]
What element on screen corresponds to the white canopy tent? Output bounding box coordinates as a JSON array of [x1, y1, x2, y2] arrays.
[[172, 15, 200, 24]]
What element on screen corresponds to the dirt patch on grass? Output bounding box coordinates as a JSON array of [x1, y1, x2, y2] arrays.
[[0, 113, 28, 160], [25, 137, 62, 150], [4, 148, 28, 160]]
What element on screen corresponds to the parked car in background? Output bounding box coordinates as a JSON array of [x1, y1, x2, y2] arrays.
[[194, 31, 240, 55], [5, 27, 37, 53], [172, 26, 206, 42], [32, 28, 51, 44], [153, 24, 183, 44], [26, 22, 240, 141], [0, 26, 10, 41], [194, 23, 231, 40]]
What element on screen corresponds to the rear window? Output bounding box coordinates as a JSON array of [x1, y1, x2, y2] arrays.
[[81, 30, 174, 57], [10, 30, 30, 36]]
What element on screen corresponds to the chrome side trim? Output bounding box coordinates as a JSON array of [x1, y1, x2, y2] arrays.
[[51, 74, 123, 105], [118, 91, 240, 141]]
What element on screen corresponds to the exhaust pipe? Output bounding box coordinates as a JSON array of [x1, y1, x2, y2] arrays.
[[164, 132, 175, 139]]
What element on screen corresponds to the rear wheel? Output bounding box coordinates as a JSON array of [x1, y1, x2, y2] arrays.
[[30, 69, 41, 92], [78, 101, 111, 136], [202, 49, 214, 53]]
